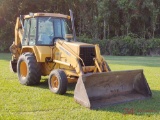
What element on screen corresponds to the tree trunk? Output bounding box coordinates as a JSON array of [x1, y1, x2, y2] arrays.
[[152, 29, 155, 38], [126, 14, 130, 36], [127, 26, 129, 36], [152, 22, 155, 39], [79, 15, 82, 36], [143, 23, 146, 38], [107, 24, 110, 39], [103, 18, 106, 40], [95, 24, 98, 40]]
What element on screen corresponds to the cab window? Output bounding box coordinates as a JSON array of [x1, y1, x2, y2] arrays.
[[29, 18, 37, 45], [22, 18, 37, 46]]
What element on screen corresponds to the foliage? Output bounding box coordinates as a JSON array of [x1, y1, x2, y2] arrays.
[[78, 34, 160, 56], [1, 0, 160, 55], [106, 36, 160, 56]]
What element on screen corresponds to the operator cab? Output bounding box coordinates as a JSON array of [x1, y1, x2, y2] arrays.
[[22, 13, 71, 46]]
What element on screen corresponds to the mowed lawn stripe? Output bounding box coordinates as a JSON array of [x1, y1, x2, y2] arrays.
[[0, 53, 160, 120]]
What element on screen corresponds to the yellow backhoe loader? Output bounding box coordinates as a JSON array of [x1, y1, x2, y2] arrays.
[[10, 10, 152, 109]]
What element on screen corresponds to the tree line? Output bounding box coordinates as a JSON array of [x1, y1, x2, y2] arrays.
[[0, 0, 160, 55]]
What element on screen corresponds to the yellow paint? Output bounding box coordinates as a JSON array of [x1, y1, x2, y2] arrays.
[[11, 12, 109, 84], [20, 61, 27, 77]]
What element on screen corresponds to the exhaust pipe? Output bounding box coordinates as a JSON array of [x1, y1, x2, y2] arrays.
[[69, 9, 76, 41]]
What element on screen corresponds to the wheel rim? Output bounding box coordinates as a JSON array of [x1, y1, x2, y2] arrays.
[[20, 61, 27, 77], [51, 75, 59, 90]]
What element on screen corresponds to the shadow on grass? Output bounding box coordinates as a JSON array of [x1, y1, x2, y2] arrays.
[[34, 79, 160, 116], [37, 79, 48, 89], [95, 90, 160, 116], [108, 61, 160, 68], [0, 53, 11, 61], [64, 83, 76, 97], [35, 79, 75, 97], [105, 56, 160, 68]]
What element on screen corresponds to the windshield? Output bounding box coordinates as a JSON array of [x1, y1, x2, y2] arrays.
[[37, 17, 68, 45]]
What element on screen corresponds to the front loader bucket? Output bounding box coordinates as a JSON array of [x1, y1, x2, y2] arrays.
[[74, 70, 152, 109]]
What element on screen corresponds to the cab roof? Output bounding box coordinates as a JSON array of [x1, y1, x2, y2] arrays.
[[24, 13, 70, 19]]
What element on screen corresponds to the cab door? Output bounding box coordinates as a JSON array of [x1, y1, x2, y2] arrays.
[[22, 18, 37, 46]]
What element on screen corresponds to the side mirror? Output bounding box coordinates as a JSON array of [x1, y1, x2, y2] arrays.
[[65, 34, 73, 41]]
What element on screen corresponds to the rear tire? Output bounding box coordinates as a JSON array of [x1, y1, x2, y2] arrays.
[[17, 52, 41, 85], [48, 69, 68, 95]]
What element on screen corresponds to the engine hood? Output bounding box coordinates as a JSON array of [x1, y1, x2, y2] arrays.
[[64, 41, 95, 47], [57, 40, 95, 55]]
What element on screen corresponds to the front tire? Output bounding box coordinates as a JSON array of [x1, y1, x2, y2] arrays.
[[48, 69, 68, 95], [17, 52, 41, 85]]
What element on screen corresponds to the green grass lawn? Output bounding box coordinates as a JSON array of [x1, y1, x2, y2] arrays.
[[0, 53, 160, 120]]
